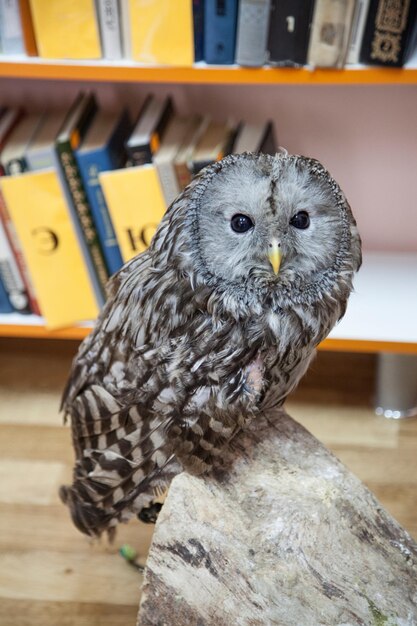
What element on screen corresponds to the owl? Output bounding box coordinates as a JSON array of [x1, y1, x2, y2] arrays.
[[60, 152, 362, 538]]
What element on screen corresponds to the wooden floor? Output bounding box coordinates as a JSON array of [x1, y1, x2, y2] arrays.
[[0, 338, 416, 626]]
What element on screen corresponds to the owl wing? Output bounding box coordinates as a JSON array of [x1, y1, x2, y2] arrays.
[[61, 248, 265, 537]]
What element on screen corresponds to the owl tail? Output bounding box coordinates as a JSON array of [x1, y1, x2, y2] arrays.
[[59, 484, 116, 540]]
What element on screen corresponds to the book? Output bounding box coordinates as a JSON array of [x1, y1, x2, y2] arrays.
[[75, 108, 132, 276], [0, 0, 25, 55], [154, 114, 198, 207], [0, 107, 32, 314], [96, 0, 123, 60], [1, 170, 99, 328], [359, 0, 417, 67], [119, 0, 131, 58], [18, 0, 38, 56], [307, 0, 356, 68], [100, 164, 166, 262], [1, 112, 44, 175], [0, 111, 44, 315], [29, 0, 102, 59], [346, 0, 371, 64], [126, 95, 174, 166], [235, 0, 271, 67], [193, 0, 205, 62], [128, 0, 194, 66], [0, 273, 13, 313], [174, 115, 207, 190], [189, 119, 236, 175], [267, 0, 315, 66], [0, 218, 30, 313], [25, 110, 68, 171], [55, 92, 109, 304], [204, 0, 239, 64], [232, 120, 277, 154]]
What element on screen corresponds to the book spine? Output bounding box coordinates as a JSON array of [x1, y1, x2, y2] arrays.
[[193, 0, 205, 62], [346, 0, 371, 64], [259, 121, 277, 154], [0, 273, 13, 313], [155, 160, 181, 208], [0, 185, 41, 314], [360, 0, 417, 67], [235, 0, 271, 67], [56, 140, 109, 302], [267, 0, 315, 66], [18, 0, 38, 56], [307, 0, 356, 68], [96, 0, 123, 60], [0, 218, 30, 313], [0, 0, 25, 54], [204, 0, 239, 64], [175, 161, 192, 190], [76, 151, 124, 276], [119, 0, 131, 58]]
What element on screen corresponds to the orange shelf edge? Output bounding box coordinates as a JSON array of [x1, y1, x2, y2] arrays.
[[1, 323, 417, 354], [1, 60, 417, 85]]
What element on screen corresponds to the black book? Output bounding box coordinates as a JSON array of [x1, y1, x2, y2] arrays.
[[360, 0, 417, 67], [268, 0, 315, 66], [125, 95, 174, 166]]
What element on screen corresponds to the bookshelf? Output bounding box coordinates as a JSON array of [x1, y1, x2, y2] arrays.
[[0, 59, 416, 364], [1, 57, 417, 85]]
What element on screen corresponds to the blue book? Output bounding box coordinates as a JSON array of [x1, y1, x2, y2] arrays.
[[204, 0, 238, 64], [193, 0, 205, 62], [75, 109, 132, 276], [0, 275, 13, 313]]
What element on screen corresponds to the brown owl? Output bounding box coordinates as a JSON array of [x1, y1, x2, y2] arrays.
[[60, 152, 362, 537]]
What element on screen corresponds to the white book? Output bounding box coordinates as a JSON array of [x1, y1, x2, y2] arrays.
[[0, 219, 29, 312], [96, 0, 123, 60], [0, 0, 25, 55], [154, 115, 198, 207], [118, 0, 131, 59], [307, 0, 356, 68], [346, 0, 371, 65]]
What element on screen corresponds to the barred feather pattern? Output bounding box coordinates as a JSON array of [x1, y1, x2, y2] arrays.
[[60, 152, 362, 537]]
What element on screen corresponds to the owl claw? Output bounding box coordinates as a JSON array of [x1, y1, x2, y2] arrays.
[[137, 502, 163, 524]]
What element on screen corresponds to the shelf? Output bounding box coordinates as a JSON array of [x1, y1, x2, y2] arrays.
[[1, 58, 417, 85], [1, 253, 416, 353]]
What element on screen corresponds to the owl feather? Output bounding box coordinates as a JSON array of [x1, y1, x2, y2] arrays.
[[60, 152, 362, 537]]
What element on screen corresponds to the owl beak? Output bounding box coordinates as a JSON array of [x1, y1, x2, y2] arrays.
[[268, 239, 282, 275]]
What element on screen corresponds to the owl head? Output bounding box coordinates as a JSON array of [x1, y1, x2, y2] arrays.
[[152, 152, 361, 314]]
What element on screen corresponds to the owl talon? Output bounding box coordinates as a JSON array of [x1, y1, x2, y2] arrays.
[[138, 502, 163, 524]]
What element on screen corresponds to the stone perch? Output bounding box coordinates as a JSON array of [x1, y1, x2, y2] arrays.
[[137, 411, 417, 625]]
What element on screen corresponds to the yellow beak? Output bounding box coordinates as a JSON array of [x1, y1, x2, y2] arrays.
[[268, 240, 282, 275]]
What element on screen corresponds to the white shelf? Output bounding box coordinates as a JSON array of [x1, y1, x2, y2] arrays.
[[1, 252, 416, 352], [330, 251, 417, 346]]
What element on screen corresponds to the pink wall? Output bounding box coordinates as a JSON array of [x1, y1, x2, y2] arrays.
[[1, 78, 416, 253]]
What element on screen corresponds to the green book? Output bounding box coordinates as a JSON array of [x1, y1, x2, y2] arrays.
[[55, 92, 109, 305]]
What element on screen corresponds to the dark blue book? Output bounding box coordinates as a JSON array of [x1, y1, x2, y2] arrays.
[[0, 275, 13, 313], [204, 0, 238, 64], [75, 109, 132, 276], [193, 0, 205, 61]]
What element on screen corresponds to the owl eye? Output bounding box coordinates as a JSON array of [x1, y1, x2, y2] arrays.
[[290, 211, 310, 229], [230, 214, 254, 233]]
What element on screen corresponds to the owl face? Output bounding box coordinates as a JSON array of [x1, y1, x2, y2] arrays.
[[195, 155, 350, 288]]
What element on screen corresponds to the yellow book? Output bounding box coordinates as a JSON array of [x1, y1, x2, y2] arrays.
[[0, 170, 98, 329], [129, 0, 194, 66], [100, 165, 166, 262], [29, 0, 101, 59]]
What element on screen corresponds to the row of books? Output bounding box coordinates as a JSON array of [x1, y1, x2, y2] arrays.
[[0, 92, 277, 328], [0, 1, 416, 68]]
